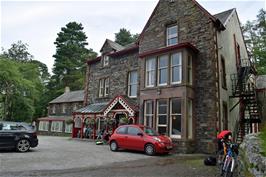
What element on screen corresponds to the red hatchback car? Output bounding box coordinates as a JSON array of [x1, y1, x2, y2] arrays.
[[109, 124, 173, 155]]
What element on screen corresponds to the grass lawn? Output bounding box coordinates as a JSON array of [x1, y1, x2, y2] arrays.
[[259, 123, 266, 156]]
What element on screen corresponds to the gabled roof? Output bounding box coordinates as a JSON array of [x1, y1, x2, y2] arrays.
[[103, 95, 138, 116], [73, 102, 109, 114], [214, 8, 235, 26], [100, 39, 125, 53], [49, 90, 84, 104], [138, 0, 225, 42]]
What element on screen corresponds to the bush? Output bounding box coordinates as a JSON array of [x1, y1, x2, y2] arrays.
[[259, 123, 266, 156]]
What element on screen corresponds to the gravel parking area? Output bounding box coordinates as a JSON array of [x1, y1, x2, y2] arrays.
[[0, 136, 151, 174]]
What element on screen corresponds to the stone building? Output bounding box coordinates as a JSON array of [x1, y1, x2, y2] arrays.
[[73, 0, 257, 153], [37, 88, 84, 136]]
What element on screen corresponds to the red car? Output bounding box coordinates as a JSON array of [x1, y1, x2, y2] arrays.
[[109, 124, 173, 155]]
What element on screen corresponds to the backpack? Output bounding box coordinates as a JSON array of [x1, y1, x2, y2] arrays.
[[204, 156, 217, 166]]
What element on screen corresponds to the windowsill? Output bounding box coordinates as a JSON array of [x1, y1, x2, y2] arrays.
[[51, 130, 63, 133], [142, 83, 190, 91], [128, 96, 137, 99]]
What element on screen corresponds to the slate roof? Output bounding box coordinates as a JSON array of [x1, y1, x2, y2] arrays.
[[38, 116, 72, 121], [214, 8, 235, 26], [49, 90, 84, 104], [74, 102, 109, 114], [100, 39, 125, 52]]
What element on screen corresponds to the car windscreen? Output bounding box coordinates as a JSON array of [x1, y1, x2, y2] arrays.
[[143, 127, 159, 136]]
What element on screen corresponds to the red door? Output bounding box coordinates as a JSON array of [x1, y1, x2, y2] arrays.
[[125, 127, 145, 150]]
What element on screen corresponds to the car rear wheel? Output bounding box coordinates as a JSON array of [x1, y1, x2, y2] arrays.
[[145, 143, 155, 156], [16, 139, 30, 152], [110, 141, 118, 151]]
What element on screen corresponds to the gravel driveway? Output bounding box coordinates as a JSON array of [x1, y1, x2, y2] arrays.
[[0, 136, 218, 177], [0, 136, 151, 173]]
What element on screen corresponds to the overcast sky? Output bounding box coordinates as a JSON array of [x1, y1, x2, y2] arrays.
[[1, 0, 265, 73]]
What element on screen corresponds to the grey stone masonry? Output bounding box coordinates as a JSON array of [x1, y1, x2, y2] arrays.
[[87, 51, 139, 105], [139, 0, 218, 153]]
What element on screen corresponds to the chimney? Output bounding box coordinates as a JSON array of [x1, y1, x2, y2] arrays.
[[65, 86, 70, 93]]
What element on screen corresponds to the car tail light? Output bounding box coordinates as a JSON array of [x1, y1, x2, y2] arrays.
[[32, 132, 37, 138]]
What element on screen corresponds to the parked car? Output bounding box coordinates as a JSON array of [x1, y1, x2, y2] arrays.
[[0, 121, 38, 152], [109, 124, 173, 155]]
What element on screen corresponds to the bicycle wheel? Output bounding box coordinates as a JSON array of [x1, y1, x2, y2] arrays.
[[223, 161, 233, 177]]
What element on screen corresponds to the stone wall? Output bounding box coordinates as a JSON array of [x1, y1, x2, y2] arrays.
[[139, 0, 218, 153], [87, 51, 139, 104], [240, 133, 266, 177]]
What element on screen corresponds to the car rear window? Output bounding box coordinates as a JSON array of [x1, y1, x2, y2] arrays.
[[1, 123, 27, 131]]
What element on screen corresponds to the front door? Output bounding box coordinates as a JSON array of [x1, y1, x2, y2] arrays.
[[126, 126, 144, 150]]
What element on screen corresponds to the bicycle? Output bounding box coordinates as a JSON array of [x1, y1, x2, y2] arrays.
[[220, 143, 240, 177]]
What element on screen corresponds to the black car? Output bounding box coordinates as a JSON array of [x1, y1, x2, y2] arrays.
[[0, 121, 38, 152]]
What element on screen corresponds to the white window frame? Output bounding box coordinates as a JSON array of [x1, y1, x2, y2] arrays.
[[99, 79, 104, 97], [170, 98, 182, 139], [39, 121, 49, 131], [158, 55, 168, 86], [145, 58, 156, 87], [144, 100, 153, 127], [171, 53, 182, 84], [128, 71, 138, 98], [156, 100, 168, 134], [51, 121, 63, 132], [167, 25, 178, 46], [65, 123, 72, 133], [103, 55, 109, 67]]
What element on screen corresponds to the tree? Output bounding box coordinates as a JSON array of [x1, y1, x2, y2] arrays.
[[2, 40, 33, 62], [243, 9, 266, 74], [0, 41, 49, 121], [53, 22, 97, 91], [115, 28, 139, 46]]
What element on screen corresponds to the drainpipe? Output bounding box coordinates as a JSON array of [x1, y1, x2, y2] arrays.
[[84, 64, 90, 106], [215, 29, 221, 133]]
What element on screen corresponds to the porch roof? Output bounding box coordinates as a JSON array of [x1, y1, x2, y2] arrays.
[[73, 102, 109, 114], [37, 116, 72, 121]]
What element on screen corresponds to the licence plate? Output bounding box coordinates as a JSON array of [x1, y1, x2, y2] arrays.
[[167, 146, 172, 149]]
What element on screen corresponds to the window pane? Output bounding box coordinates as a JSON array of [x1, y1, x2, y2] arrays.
[[146, 101, 153, 114], [130, 84, 137, 97], [172, 66, 181, 83], [159, 68, 168, 84], [158, 127, 167, 135], [172, 99, 181, 114], [158, 100, 167, 114], [146, 58, 155, 87], [168, 26, 177, 35], [172, 115, 181, 135], [130, 71, 137, 83], [171, 53, 181, 65], [188, 100, 193, 139], [158, 115, 167, 124], [159, 56, 168, 68], [168, 38, 177, 46], [128, 127, 141, 136], [145, 115, 153, 127]]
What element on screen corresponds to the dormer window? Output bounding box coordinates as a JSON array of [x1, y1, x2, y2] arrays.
[[103, 55, 109, 67], [167, 25, 178, 46]]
